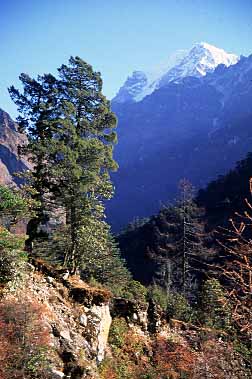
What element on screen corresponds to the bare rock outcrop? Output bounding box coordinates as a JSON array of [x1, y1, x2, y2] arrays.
[[22, 261, 112, 378], [0, 108, 30, 186]]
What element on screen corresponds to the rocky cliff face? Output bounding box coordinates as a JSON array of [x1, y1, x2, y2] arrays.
[[15, 261, 113, 379], [0, 108, 30, 186]]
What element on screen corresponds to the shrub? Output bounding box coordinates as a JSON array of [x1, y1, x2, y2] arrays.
[[102, 318, 148, 379], [199, 278, 231, 330], [0, 296, 53, 379], [147, 286, 196, 322], [103, 316, 199, 379], [150, 337, 195, 379], [147, 284, 168, 310], [119, 280, 148, 303], [232, 338, 252, 364], [166, 292, 196, 323], [0, 185, 32, 228], [0, 185, 30, 289], [0, 227, 27, 288], [192, 339, 250, 378], [108, 317, 129, 350]]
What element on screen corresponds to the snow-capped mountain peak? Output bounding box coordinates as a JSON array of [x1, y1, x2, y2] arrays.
[[180, 41, 239, 76], [113, 42, 239, 103]]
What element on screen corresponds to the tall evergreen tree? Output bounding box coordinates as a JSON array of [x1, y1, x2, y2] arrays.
[[152, 180, 208, 300], [177, 179, 204, 293], [9, 57, 118, 272], [9, 73, 60, 247], [53, 57, 118, 270]]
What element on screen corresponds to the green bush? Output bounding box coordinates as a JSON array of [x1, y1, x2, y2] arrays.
[[0, 185, 30, 289], [0, 227, 27, 288], [233, 338, 252, 363], [87, 276, 148, 305], [147, 285, 196, 322], [166, 292, 196, 323], [199, 278, 231, 330], [147, 284, 169, 310], [0, 185, 32, 228], [108, 317, 129, 350], [119, 280, 148, 304]]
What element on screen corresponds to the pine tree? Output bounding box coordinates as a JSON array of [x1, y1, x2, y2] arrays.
[[176, 179, 206, 295], [9, 73, 60, 248], [200, 278, 231, 329], [9, 57, 118, 272], [53, 57, 118, 270], [153, 180, 208, 301]]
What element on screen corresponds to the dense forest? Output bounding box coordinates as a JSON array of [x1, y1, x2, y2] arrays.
[[0, 56, 251, 378]]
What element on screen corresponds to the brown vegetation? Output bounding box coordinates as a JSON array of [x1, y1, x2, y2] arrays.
[[0, 295, 52, 379], [216, 178, 252, 338]]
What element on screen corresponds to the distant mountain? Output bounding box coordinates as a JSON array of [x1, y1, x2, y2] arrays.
[[0, 108, 30, 186], [113, 42, 239, 104], [107, 46, 252, 231]]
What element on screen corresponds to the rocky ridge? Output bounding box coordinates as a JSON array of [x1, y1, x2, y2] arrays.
[[0, 108, 30, 186]]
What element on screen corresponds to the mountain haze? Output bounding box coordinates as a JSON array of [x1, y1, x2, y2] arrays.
[[113, 42, 239, 104], [108, 44, 252, 231]]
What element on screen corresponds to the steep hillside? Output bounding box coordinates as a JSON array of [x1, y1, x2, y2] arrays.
[[0, 108, 30, 185], [197, 152, 252, 230], [117, 153, 252, 289], [1, 259, 250, 379], [117, 198, 212, 291]]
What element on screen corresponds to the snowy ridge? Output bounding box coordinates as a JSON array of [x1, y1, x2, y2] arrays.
[[113, 42, 239, 103], [134, 49, 188, 102]]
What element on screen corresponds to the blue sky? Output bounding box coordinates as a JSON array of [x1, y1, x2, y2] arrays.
[[1, 0, 252, 118]]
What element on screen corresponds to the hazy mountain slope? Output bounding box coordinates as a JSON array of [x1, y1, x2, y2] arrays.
[[107, 51, 252, 231], [113, 42, 239, 104]]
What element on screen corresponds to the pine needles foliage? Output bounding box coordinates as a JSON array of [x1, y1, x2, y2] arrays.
[[9, 57, 131, 284]]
